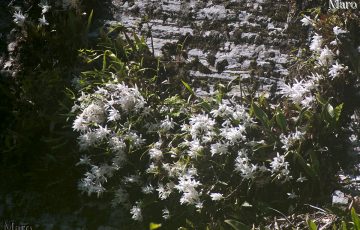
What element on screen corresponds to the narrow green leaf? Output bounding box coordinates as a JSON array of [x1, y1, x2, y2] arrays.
[[295, 107, 308, 126], [316, 94, 328, 105], [341, 221, 347, 230], [326, 103, 335, 118], [275, 110, 287, 131], [251, 102, 269, 128], [293, 151, 316, 179], [149, 223, 162, 230], [181, 80, 195, 95], [133, 31, 141, 45], [86, 10, 94, 34], [103, 50, 110, 71], [307, 219, 317, 230], [309, 150, 320, 175], [351, 208, 360, 230]]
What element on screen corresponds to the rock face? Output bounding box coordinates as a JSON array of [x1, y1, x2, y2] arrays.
[[110, 0, 298, 81]]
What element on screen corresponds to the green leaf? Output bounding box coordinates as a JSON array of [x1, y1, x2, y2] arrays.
[[293, 151, 317, 179], [224, 219, 250, 230], [309, 150, 320, 175], [351, 208, 360, 230], [103, 50, 110, 70], [251, 102, 270, 128], [341, 221, 348, 230], [149, 223, 162, 230], [316, 94, 328, 105], [181, 80, 195, 95], [307, 219, 318, 230], [334, 103, 343, 122], [275, 110, 287, 131], [326, 103, 334, 118], [186, 219, 195, 228], [295, 107, 309, 126], [86, 10, 94, 34]]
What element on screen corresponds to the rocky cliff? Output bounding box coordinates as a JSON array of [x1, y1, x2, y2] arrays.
[[110, 0, 302, 82]]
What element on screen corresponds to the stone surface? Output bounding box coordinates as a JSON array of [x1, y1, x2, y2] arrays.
[[110, 0, 298, 81]]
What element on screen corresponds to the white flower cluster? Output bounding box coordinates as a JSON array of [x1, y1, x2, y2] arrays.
[[13, 1, 50, 27], [175, 169, 202, 208], [280, 130, 305, 151], [301, 15, 347, 78], [73, 82, 146, 197], [270, 153, 291, 181], [72, 82, 307, 222], [234, 150, 259, 180], [277, 77, 317, 107]]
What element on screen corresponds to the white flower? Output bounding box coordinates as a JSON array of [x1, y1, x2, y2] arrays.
[[116, 83, 146, 112], [195, 202, 203, 212], [220, 126, 246, 143], [233, 105, 253, 125], [287, 191, 298, 199], [329, 61, 345, 78], [188, 114, 215, 139], [301, 95, 315, 107], [73, 115, 88, 132], [162, 208, 170, 220], [124, 175, 141, 184], [157, 182, 174, 200], [13, 11, 26, 26], [162, 162, 186, 178], [39, 1, 51, 14], [146, 162, 158, 174], [142, 184, 155, 194], [296, 173, 307, 183], [78, 132, 97, 150], [318, 46, 334, 66], [100, 83, 145, 113], [81, 103, 106, 124], [187, 139, 204, 158], [309, 34, 323, 52], [349, 134, 357, 143], [234, 150, 258, 180], [130, 202, 142, 221], [160, 115, 175, 131], [330, 39, 338, 46], [39, 15, 49, 27], [109, 136, 126, 152], [76, 155, 91, 166], [300, 15, 313, 26], [175, 172, 202, 205], [95, 125, 110, 140], [210, 193, 224, 201], [333, 26, 348, 36], [210, 142, 228, 156], [125, 131, 145, 147], [270, 153, 291, 181], [277, 79, 316, 105], [210, 103, 233, 117], [107, 108, 121, 121], [149, 148, 163, 161], [78, 165, 107, 197], [280, 130, 304, 151]]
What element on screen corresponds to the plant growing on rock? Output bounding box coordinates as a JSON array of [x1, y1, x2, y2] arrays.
[[70, 9, 360, 227]]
